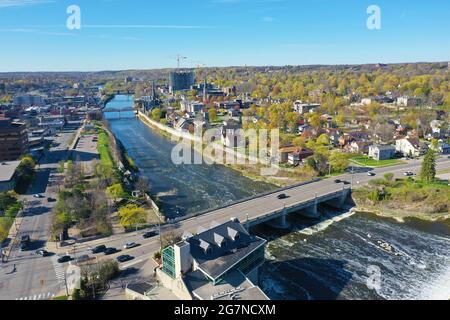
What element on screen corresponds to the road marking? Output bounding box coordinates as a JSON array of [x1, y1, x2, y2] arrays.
[[15, 292, 55, 301]]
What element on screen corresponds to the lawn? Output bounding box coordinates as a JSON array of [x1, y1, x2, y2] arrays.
[[97, 131, 114, 167], [350, 156, 402, 167]]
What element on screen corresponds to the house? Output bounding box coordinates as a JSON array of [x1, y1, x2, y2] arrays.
[[347, 141, 373, 154], [220, 120, 242, 147], [278, 146, 314, 165], [428, 120, 448, 139], [158, 218, 268, 300], [320, 114, 334, 128], [293, 101, 320, 115], [175, 118, 193, 132], [308, 90, 327, 102], [395, 137, 428, 157], [368, 145, 396, 161], [214, 101, 241, 110], [361, 96, 394, 106], [397, 96, 422, 107], [325, 128, 342, 147], [430, 140, 450, 155]]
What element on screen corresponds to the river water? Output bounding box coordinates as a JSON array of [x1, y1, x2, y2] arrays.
[[105, 95, 450, 300]]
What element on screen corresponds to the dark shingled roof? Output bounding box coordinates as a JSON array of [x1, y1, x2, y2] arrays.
[[186, 220, 266, 280]]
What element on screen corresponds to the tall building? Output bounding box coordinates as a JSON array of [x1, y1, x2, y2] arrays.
[[0, 117, 29, 161], [169, 71, 195, 93]]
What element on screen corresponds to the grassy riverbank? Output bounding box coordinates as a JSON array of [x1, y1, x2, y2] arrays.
[[353, 176, 450, 222]]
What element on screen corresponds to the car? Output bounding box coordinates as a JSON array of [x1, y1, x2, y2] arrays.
[[20, 242, 29, 251], [20, 235, 31, 243], [57, 255, 72, 263], [36, 250, 49, 257], [116, 255, 134, 263], [342, 181, 351, 185], [404, 171, 414, 176], [143, 231, 158, 239], [277, 193, 288, 200], [75, 255, 92, 264], [92, 245, 107, 254], [334, 179, 342, 184], [124, 242, 139, 250], [47, 197, 57, 202], [367, 172, 376, 177], [33, 194, 44, 198], [104, 248, 118, 255]]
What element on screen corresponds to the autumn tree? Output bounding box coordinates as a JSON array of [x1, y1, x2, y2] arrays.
[[118, 204, 147, 229]]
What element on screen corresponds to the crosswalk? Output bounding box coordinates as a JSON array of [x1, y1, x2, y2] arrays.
[[16, 292, 55, 300], [50, 256, 67, 290]]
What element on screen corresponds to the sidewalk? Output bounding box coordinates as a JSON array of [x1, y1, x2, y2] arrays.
[[1, 211, 25, 263]]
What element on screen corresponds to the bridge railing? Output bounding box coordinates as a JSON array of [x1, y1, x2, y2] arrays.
[[246, 188, 349, 225], [170, 178, 322, 224], [168, 180, 350, 225]]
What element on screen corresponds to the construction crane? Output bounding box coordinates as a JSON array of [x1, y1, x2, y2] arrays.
[[176, 54, 187, 69]]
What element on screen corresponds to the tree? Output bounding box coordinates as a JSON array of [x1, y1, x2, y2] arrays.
[[384, 173, 394, 182], [328, 150, 349, 173], [106, 183, 127, 201], [135, 176, 150, 195], [420, 149, 436, 182], [15, 156, 36, 193], [151, 108, 162, 121], [208, 108, 218, 122], [118, 204, 147, 229], [316, 134, 330, 146]]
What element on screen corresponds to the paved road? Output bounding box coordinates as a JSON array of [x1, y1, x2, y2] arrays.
[[0, 129, 78, 300], [60, 156, 450, 275]]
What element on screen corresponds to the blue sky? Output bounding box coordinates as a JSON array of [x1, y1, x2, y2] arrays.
[[0, 0, 449, 71]]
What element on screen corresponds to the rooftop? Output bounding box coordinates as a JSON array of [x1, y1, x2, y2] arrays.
[[186, 220, 266, 280], [0, 160, 21, 182], [184, 269, 269, 301]]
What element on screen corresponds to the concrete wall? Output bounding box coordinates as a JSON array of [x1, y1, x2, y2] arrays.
[[156, 267, 193, 300]]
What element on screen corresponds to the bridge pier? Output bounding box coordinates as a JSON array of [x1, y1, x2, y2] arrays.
[[268, 207, 290, 229], [300, 195, 320, 219], [325, 187, 352, 209]]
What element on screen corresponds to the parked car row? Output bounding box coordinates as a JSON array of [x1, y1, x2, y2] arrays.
[[55, 229, 159, 264]]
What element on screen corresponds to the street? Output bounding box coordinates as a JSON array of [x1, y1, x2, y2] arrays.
[[0, 128, 79, 300]]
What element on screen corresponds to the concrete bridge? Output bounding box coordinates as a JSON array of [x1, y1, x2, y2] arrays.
[[249, 188, 351, 229], [172, 179, 353, 231], [103, 107, 136, 113]]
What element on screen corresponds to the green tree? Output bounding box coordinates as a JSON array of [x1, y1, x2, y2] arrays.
[[15, 156, 36, 193], [328, 150, 349, 173], [208, 108, 218, 122], [420, 149, 436, 182], [106, 183, 127, 201], [151, 108, 162, 121]]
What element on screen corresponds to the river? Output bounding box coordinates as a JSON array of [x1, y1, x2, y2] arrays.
[[105, 95, 450, 300]]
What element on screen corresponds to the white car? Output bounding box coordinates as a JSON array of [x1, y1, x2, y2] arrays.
[[124, 242, 139, 250], [404, 171, 414, 176]]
